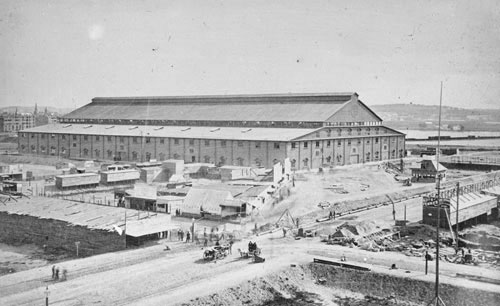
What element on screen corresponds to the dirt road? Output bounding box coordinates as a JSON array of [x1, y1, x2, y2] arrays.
[[1, 229, 499, 306]]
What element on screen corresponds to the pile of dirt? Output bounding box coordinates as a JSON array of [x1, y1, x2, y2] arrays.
[[176, 265, 424, 306], [462, 224, 500, 246], [335, 295, 415, 306], [320, 221, 383, 238], [342, 221, 381, 237]]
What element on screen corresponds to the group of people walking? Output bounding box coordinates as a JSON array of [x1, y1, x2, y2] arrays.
[[177, 229, 191, 242], [51, 265, 67, 281]]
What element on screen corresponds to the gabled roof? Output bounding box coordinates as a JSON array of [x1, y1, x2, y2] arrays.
[[194, 184, 251, 197], [425, 160, 447, 172], [182, 188, 233, 215], [63, 93, 357, 122], [0, 196, 176, 235]]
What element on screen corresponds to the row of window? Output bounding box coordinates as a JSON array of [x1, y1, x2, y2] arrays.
[[24, 136, 400, 151], [290, 137, 390, 149], [22, 135, 284, 150], [60, 118, 324, 129], [314, 127, 386, 138], [60, 118, 383, 128], [22, 144, 404, 166], [324, 121, 382, 127]]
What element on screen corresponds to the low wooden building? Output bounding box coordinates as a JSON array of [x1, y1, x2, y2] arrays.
[[0, 196, 178, 255], [423, 192, 497, 228], [411, 159, 447, 182]]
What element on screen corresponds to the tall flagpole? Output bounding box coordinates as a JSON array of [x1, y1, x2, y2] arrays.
[[427, 82, 447, 306]]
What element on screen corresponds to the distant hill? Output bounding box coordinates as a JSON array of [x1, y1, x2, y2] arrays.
[[371, 104, 500, 131], [0, 106, 73, 115]]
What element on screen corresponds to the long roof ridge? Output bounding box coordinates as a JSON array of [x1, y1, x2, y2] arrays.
[[91, 92, 357, 103]]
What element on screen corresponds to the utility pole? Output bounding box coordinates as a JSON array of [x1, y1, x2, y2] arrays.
[[455, 182, 460, 251], [427, 81, 447, 306], [404, 205, 407, 225], [45, 286, 50, 306], [425, 251, 429, 275]]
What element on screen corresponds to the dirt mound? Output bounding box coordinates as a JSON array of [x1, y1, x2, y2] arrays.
[[337, 220, 383, 237], [177, 264, 427, 306]]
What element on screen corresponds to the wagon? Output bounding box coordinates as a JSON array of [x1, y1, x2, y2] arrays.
[[203, 245, 229, 261], [239, 242, 262, 259]]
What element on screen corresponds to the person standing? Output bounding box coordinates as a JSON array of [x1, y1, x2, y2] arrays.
[[61, 268, 67, 281], [186, 231, 191, 243], [51, 265, 56, 279], [229, 240, 233, 254]]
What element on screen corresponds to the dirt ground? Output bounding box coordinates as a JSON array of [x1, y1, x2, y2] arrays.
[[259, 166, 408, 219], [1, 228, 499, 306], [0, 243, 48, 276]]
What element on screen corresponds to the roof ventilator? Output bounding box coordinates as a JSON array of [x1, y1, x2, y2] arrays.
[[241, 128, 252, 133], [210, 128, 220, 132], [129, 126, 138, 130], [181, 127, 191, 131]]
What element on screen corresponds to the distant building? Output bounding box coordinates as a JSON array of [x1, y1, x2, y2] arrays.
[[34, 106, 59, 126], [19, 92, 406, 168], [0, 112, 35, 132], [410, 159, 447, 182]]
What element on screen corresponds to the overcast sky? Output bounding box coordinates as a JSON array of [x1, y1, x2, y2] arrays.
[[1, 0, 499, 110]]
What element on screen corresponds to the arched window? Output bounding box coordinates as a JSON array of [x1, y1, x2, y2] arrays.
[[94, 149, 100, 158], [237, 157, 244, 166], [219, 156, 226, 166], [302, 158, 309, 167], [83, 148, 89, 156], [159, 153, 166, 161], [290, 159, 296, 168], [326, 156, 332, 163], [254, 158, 262, 167], [173, 153, 180, 159], [204, 155, 210, 163], [31, 145, 36, 152], [132, 151, 138, 160], [145, 152, 151, 161]]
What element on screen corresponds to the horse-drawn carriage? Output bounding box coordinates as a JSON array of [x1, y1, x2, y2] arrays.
[[238, 241, 265, 263], [203, 245, 230, 261]]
